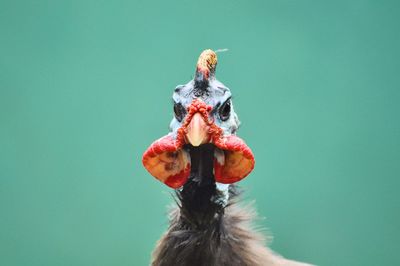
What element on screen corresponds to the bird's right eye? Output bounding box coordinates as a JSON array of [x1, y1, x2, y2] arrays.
[[173, 103, 186, 122]]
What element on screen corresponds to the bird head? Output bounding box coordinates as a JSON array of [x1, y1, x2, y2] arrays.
[[142, 49, 255, 189]]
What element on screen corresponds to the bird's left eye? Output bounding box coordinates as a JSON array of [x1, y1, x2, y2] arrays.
[[219, 99, 231, 121], [173, 103, 186, 122]]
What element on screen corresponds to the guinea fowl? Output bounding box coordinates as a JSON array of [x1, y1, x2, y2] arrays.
[[142, 50, 312, 266]]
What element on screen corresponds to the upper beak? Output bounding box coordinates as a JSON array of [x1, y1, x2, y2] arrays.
[[185, 113, 209, 146]]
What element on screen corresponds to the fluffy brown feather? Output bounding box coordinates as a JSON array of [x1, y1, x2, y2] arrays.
[[151, 186, 312, 266]]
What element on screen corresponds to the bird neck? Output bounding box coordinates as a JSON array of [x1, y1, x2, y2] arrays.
[[178, 144, 226, 228]]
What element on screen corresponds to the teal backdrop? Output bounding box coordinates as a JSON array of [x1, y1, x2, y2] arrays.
[[1, 1, 399, 265]]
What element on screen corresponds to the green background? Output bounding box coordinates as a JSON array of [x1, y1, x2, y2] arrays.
[[1, 1, 399, 265]]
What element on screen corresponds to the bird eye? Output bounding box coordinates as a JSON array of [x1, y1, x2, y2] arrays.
[[219, 99, 231, 121], [173, 103, 186, 122]]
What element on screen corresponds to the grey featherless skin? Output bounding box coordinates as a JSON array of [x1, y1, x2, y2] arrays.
[[142, 50, 313, 266]]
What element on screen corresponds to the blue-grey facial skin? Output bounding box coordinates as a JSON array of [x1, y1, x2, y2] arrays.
[[169, 78, 240, 139]]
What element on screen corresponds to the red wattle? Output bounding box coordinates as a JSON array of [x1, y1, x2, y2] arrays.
[[142, 135, 190, 189], [213, 135, 255, 184]]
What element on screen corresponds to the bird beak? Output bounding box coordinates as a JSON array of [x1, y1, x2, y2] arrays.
[[185, 113, 209, 146]]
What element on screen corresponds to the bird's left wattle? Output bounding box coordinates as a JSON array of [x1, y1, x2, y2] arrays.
[[142, 98, 255, 189]]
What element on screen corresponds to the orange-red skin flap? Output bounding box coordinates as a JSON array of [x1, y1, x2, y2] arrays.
[[142, 135, 190, 189], [214, 135, 255, 184]]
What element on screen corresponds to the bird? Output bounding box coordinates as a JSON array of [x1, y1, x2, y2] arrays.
[[142, 49, 313, 266]]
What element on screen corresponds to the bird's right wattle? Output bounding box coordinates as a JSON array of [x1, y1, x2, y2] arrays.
[[141, 135, 191, 189]]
